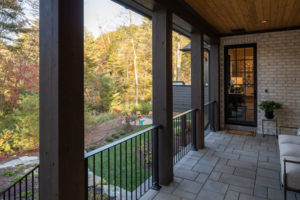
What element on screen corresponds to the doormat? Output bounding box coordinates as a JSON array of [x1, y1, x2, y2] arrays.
[[227, 129, 256, 136]]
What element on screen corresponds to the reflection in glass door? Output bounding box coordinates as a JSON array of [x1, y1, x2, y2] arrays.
[[225, 44, 257, 126]]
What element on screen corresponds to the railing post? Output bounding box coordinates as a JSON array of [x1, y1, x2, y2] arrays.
[[192, 110, 197, 151], [85, 158, 88, 199], [212, 102, 216, 132], [181, 115, 187, 146], [152, 127, 161, 190]]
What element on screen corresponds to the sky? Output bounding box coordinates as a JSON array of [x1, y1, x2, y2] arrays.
[[84, 0, 144, 37]]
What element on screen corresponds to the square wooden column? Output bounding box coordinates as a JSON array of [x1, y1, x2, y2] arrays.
[[209, 39, 220, 131], [152, 9, 173, 185], [40, 0, 85, 199], [191, 32, 205, 149]]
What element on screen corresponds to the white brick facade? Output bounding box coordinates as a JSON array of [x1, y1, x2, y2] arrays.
[[219, 30, 300, 135]]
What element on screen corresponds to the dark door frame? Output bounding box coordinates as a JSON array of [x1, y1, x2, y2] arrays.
[[224, 43, 257, 127]]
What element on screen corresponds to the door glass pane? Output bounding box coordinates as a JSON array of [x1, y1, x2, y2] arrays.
[[226, 46, 256, 125]]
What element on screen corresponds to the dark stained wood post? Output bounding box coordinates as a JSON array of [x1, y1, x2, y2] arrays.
[[209, 39, 220, 131], [152, 8, 173, 185], [39, 0, 85, 199], [191, 32, 205, 149]]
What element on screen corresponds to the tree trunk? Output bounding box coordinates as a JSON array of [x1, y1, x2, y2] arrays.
[[129, 10, 139, 105]]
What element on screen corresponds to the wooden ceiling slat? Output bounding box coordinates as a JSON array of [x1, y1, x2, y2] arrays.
[[185, 0, 300, 35]]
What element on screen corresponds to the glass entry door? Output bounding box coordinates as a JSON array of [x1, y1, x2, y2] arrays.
[[225, 44, 257, 126]]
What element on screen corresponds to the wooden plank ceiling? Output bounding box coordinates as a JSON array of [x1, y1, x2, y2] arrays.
[[185, 0, 300, 35]]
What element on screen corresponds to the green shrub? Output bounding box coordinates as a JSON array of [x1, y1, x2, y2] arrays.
[[120, 130, 126, 135], [130, 102, 152, 115], [105, 137, 113, 143], [112, 133, 119, 139], [2, 170, 15, 177], [85, 112, 117, 126], [18, 164, 25, 169], [9, 175, 23, 183], [259, 101, 282, 111]]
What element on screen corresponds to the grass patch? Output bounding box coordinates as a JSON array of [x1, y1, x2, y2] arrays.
[[87, 125, 152, 191]]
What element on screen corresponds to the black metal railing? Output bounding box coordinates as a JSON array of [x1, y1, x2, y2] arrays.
[[0, 165, 39, 200], [204, 101, 217, 132], [1, 108, 206, 200], [84, 125, 160, 200], [173, 109, 197, 165]]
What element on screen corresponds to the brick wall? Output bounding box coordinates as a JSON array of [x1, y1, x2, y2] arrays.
[[220, 30, 300, 135]]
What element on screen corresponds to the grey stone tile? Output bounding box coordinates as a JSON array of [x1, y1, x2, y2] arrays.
[[203, 180, 229, 194], [192, 163, 214, 174], [159, 182, 178, 193], [233, 149, 258, 157], [228, 159, 257, 170], [154, 192, 181, 200], [267, 188, 284, 200], [256, 168, 280, 180], [196, 189, 224, 200], [239, 193, 267, 200], [258, 154, 268, 162], [174, 168, 199, 180], [220, 173, 255, 188], [140, 189, 158, 200], [258, 161, 280, 171], [195, 173, 209, 183], [172, 189, 197, 200], [177, 179, 202, 194], [215, 151, 239, 160], [225, 190, 239, 200], [228, 185, 253, 195], [268, 157, 280, 164], [215, 163, 235, 174], [255, 176, 280, 189], [239, 155, 258, 164], [234, 168, 256, 179], [178, 157, 199, 167], [198, 155, 219, 166], [209, 170, 222, 181], [253, 185, 267, 198]]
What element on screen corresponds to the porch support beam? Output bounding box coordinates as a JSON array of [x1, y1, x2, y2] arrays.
[[39, 0, 85, 199], [152, 8, 173, 185], [209, 39, 220, 131], [191, 32, 205, 149]]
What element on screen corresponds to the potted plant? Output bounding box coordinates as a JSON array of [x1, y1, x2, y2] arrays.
[[259, 101, 282, 119]]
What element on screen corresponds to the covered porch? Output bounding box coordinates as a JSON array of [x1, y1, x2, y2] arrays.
[[1, 0, 300, 199], [143, 131, 300, 200]]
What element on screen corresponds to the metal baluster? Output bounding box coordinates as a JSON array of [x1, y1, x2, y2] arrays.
[[85, 158, 89, 200], [125, 140, 128, 200], [93, 155, 95, 200], [143, 132, 146, 193], [25, 176, 27, 199], [32, 171, 34, 199], [147, 130, 150, 189], [130, 138, 133, 200], [135, 136, 137, 199], [120, 143, 123, 200], [14, 183, 16, 200], [192, 110, 197, 151], [139, 135, 142, 197], [101, 152, 103, 200], [108, 149, 110, 199], [114, 146, 116, 199]]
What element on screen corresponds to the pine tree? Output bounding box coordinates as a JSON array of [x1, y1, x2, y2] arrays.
[[0, 0, 28, 42]]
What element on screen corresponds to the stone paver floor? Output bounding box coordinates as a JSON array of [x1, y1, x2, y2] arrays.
[[142, 131, 300, 200]]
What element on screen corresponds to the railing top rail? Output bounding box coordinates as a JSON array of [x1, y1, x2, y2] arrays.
[[173, 108, 197, 119], [204, 101, 217, 107], [84, 124, 161, 158]]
